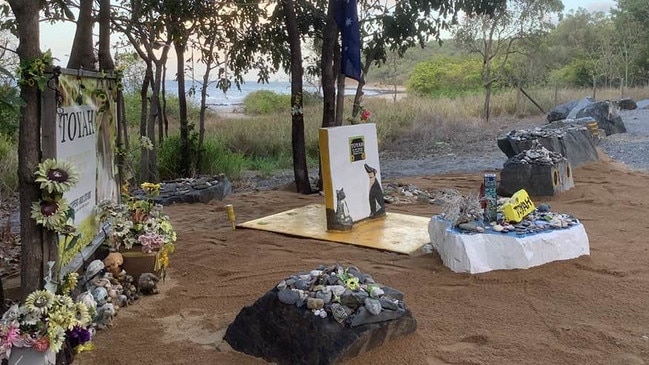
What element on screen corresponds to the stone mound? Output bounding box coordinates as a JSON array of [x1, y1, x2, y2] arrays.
[[224, 264, 417, 365]]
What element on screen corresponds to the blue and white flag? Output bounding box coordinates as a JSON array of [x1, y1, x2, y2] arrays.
[[334, 0, 361, 81]]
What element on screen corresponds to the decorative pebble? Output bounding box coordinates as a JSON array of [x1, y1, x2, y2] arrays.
[[364, 298, 382, 315], [306, 297, 324, 310], [327, 285, 346, 297], [277, 289, 299, 305]]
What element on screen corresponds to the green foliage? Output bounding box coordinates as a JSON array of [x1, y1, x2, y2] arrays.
[[0, 133, 18, 199], [407, 56, 483, 97], [0, 84, 21, 138], [243, 90, 291, 114]]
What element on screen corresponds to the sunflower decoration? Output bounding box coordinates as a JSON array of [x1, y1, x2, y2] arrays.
[[59, 272, 79, 296], [34, 159, 80, 195], [24, 290, 55, 315], [31, 198, 70, 231]]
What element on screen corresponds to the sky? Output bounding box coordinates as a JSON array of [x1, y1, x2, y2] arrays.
[[39, 0, 618, 77]]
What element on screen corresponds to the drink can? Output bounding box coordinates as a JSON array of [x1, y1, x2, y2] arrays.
[[483, 174, 497, 222]]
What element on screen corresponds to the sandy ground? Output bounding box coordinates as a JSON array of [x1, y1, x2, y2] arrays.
[[74, 152, 649, 365]]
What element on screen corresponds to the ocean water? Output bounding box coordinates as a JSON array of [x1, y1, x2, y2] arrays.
[[163, 80, 380, 107]]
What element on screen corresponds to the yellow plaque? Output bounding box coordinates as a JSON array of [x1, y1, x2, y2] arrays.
[[500, 189, 535, 223]]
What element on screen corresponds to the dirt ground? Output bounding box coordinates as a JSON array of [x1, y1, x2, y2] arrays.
[[74, 152, 649, 365]]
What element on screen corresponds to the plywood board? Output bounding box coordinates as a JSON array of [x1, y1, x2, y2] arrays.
[[239, 204, 430, 255]]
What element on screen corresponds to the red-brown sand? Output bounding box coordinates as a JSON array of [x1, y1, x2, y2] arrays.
[[75, 155, 649, 365]]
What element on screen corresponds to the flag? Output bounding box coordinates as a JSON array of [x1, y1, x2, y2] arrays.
[[334, 0, 361, 81]]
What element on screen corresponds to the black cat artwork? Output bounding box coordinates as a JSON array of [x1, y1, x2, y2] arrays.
[[334, 188, 353, 226], [325, 188, 354, 231]]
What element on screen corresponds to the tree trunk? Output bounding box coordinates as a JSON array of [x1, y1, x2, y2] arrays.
[[321, 0, 338, 129], [283, 0, 312, 194], [67, 0, 96, 70], [352, 51, 375, 119], [162, 63, 169, 138], [98, 0, 114, 70], [198, 58, 211, 173], [175, 40, 191, 177], [335, 71, 345, 126], [483, 63, 492, 122], [8, 0, 44, 299], [139, 64, 152, 182]]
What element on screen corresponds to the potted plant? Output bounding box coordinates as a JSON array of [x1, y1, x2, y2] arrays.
[[97, 182, 177, 280], [0, 274, 93, 365]]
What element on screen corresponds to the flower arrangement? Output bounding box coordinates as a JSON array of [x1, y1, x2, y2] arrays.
[[0, 274, 93, 360], [30, 159, 79, 232], [97, 182, 177, 275]]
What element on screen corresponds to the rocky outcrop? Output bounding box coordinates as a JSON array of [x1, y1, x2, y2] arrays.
[[497, 125, 598, 168]]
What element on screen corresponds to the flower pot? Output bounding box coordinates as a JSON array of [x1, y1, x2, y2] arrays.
[[8, 346, 56, 365], [118, 247, 161, 281]]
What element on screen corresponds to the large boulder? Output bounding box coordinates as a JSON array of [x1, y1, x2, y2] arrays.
[[617, 98, 637, 110], [497, 126, 599, 168], [575, 101, 627, 136], [546, 100, 577, 122], [566, 97, 595, 119], [636, 99, 649, 109]]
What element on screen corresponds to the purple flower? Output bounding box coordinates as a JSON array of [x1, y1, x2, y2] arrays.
[[66, 326, 91, 348]]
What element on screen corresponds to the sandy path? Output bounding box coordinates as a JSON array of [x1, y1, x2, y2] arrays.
[[75, 154, 649, 365]]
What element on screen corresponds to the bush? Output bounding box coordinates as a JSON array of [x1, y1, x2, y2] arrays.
[[243, 90, 291, 114], [0, 134, 18, 199]]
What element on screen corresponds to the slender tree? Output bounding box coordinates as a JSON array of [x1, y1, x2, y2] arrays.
[[6, 0, 44, 297]]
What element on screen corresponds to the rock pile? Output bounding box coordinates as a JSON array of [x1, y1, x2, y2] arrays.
[[131, 175, 231, 205], [274, 264, 408, 326], [224, 264, 417, 365], [455, 204, 581, 236]]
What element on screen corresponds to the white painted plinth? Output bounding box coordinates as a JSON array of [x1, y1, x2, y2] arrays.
[[428, 216, 590, 274]]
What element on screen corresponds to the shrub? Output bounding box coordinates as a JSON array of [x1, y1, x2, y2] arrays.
[[243, 90, 291, 114]]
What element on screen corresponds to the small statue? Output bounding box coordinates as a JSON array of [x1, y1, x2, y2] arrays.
[[95, 303, 115, 330], [103, 252, 124, 278], [138, 273, 160, 295], [83, 260, 106, 290], [118, 271, 139, 304]]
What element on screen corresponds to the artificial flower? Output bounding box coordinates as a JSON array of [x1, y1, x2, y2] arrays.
[[0, 324, 19, 348], [361, 109, 371, 121], [344, 276, 360, 291], [24, 290, 54, 315], [34, 159, 79, 194], [74, 303, 91, 326], [59, 272, 79, 296], [31, 199, 70, 231], [47, 325, 66, 353], [33, 337, 50, 352], [139, 136, 154, 151]]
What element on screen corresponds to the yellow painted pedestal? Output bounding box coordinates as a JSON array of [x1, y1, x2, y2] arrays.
[[239, 204, 430, 255]]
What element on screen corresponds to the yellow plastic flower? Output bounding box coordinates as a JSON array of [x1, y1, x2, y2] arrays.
[[74, 302, 91, 326], [345, 277, 360, 291], [24, 290, 54, 315], [59, 272, 79, 296], [47, 325, 66, 353], [34, 159, 79, 194], [75, 342, 95, 354]]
